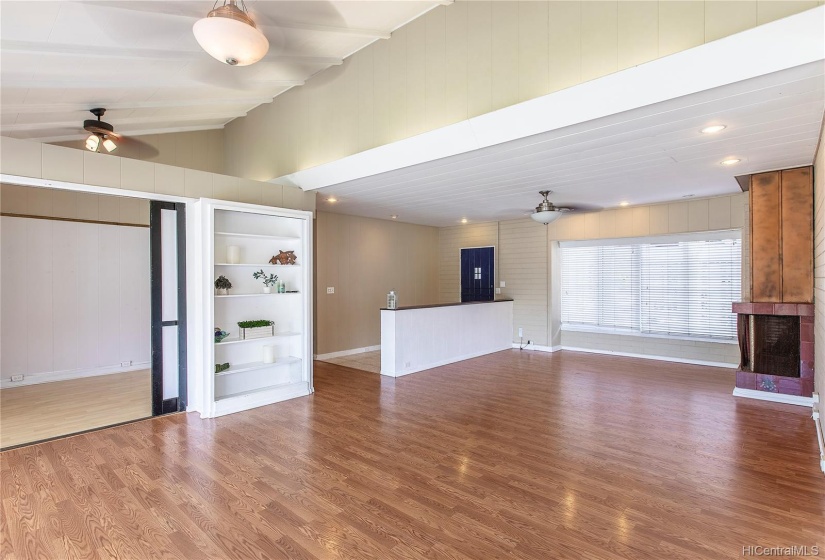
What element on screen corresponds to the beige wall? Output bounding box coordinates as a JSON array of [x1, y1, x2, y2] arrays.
[[804, 120, 822, 474], [1, 184, 149, 225], [438, 193, 747, 365], [315, 211, 439, 356], [223, 1, 820, 180], [54, 129, 226, 175], [0, 136, 315, 213]]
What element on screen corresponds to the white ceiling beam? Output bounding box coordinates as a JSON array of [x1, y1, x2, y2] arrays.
[[262, 19, 390, 40], [29, 124, 226, 144], [1, 76, 305, 89], [0, 40, 343, 66], [1, 98, 275, 115], [2, 112, 245, 134]]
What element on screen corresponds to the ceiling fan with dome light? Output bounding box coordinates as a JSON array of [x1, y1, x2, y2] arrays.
[[529, 190, 599, 224]]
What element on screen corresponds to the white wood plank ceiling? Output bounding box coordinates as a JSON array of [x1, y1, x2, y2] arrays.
[[0, 0, 440, 142], [314, 63, 825, 226]]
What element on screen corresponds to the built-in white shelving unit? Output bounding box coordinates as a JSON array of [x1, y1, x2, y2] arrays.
[[187, 199, 313, 418]]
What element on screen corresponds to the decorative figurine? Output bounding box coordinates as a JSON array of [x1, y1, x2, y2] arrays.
[[269, 250, 297, 265]]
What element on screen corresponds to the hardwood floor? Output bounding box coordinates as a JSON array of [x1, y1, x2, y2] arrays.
[[1, 350, 823, 559], [319, 351, 381, 374], [1, 370, 151, 449]]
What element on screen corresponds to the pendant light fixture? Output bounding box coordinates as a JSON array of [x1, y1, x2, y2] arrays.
[[193, 0, 269, 66], [530, 190, 569, 224]]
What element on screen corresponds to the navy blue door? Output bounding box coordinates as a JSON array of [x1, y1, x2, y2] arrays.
[[460, 247, 494, 302]]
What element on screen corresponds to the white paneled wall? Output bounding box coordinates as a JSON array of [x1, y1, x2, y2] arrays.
[[1, 216, 150, 386]]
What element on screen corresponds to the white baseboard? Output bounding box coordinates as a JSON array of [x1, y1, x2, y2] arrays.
[[732, 387, 814, 407], [511, 343, 561, 353], [561, 346, 737, 369], [1, 362, 151, 389], [315, 345, 380, 361], [381, 345, 512, 378]]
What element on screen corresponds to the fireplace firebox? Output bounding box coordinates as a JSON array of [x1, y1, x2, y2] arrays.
[[732, 303, 813, 397]]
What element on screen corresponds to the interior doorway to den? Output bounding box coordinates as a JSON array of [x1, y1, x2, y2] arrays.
[[460, 246, 495, 302], [0, 184, 186, 449]]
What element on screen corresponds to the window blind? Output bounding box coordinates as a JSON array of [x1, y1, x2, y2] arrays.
[[561, 233, 741, 340]]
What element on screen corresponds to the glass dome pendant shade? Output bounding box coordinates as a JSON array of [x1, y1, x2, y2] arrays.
[[193, 0, 269, 66], [530, 190, 564, 224]]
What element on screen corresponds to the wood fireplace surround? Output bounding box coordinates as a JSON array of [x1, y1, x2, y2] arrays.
[[732, 166, 814, 399]]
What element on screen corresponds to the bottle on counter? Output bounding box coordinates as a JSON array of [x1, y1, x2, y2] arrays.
[[387, 290, 397, 310]]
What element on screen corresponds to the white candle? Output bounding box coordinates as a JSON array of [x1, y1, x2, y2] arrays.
[[226, 245, 240, 264], [262, 345, 276, 364]]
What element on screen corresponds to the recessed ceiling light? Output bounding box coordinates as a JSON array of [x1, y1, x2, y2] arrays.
[[326, 196, 337, 203], [720, 158, 741, 166], [619, 201, 629, 207], [460, 218, 468, 224], [391, 215, 398, 219], [701, 125, 726, 134]]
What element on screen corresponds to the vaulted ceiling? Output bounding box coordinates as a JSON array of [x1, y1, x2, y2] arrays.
[[0, 0, 439, 142]]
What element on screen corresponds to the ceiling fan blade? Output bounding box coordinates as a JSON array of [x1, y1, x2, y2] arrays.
[[555, 203, 603, 214], [116, 136, 160, 159]]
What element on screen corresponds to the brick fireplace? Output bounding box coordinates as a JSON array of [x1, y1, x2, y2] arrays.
[[732, 302, 814, 397]]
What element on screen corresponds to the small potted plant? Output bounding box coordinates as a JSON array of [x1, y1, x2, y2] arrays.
[[252, 270, 278, 293], [214, 275, 232, 296]]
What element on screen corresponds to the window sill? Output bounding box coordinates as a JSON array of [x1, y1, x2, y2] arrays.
[[560, 324, 737, 345]]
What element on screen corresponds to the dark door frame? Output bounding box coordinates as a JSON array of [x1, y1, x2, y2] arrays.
[[150, 201, 188, 416]]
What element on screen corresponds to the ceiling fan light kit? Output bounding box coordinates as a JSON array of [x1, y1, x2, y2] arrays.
[[83, 108, 118, 153], [193, 0, 269, 66], [530, 190, 567, 225]]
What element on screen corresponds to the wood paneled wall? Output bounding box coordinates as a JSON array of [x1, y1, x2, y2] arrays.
[[224, 1, 820, 180], [315, 211, 439, 356], [0, 137, 315, 213], [750, 167, 814, 303], [54, 129, 226, 175], [1, 212, 150, 387], [812, 121, 825, 426]]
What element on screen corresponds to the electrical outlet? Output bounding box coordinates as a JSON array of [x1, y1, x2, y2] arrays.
[[10, 374, 23, 382], [495, 287, 501, 294], [518, 327, 523, 338], [327, 287, 335, 294], [500, 281, 506, 288], [120, 360, 132, 367], [405, 361, 411, 368]]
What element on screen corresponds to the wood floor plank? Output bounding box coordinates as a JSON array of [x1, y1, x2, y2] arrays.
[[1, 350, 823, 559]]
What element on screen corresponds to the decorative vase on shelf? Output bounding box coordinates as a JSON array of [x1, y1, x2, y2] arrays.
[[226, 245, 240, 264], [263, 345, 276, 364], [278, 280, 286, 293], [263, 286, 272, 294], [216, 288, 227, 296]]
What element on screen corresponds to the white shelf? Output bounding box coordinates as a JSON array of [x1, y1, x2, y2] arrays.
[[215, 357, 301, 377], [216, 381, 307, 402], [215, 263, 301, 268], [215, 292, 300, 298], [216, 332, 301, 345], [215, 231, 299, 241]]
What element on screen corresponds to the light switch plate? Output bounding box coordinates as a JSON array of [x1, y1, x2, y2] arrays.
[[495, 288, 501, 294], [327, 287, 334, 294], [500, 281, 506, 288]]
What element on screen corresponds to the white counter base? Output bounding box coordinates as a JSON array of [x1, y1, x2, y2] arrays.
[[380, 300, 513, 377]]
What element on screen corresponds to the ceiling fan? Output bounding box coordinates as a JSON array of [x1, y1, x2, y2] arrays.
[[530, 190, 572, 224], [80, 109, 157, 157], [83, 108, 119, 152]]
